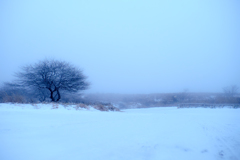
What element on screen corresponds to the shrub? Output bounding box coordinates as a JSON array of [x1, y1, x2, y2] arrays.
[[2, 94, 25, 103], [75, 103, 90, 110], [51, 103, 59, 109], [107, 104, 120, 111], [93, 104, 109, 111]]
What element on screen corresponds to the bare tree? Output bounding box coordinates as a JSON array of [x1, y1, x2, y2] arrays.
[[15, 59, 89, 102], [223, 85, 239, 97]]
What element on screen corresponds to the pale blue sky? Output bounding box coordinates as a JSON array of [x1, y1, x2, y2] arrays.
[[0, 0, 240, 93]]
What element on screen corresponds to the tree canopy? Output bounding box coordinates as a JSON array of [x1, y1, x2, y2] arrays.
[[16, 59, 89, 102]]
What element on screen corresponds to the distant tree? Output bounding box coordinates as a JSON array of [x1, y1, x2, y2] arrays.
[[0, 83, 28, 103], [223, 85, 239, 97], [178, 89, 189, 102], [15, 59, 89, 102]]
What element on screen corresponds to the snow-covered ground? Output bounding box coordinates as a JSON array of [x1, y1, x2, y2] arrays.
[[0, 103, 240, 160]]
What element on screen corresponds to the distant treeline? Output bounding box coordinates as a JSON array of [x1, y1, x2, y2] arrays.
[[83, 92, 240, 109], [1, 82, 239, 109]]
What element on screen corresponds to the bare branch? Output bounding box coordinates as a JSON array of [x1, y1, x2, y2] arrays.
[[15, 59, 89, 102]]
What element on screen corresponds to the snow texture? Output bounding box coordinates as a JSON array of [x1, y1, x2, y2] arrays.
[[0, 103, 240, 160]]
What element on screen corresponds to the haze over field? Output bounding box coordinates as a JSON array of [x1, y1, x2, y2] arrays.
[[1, 0, 240, 94]]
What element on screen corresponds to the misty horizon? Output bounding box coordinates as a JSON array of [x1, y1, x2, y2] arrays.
[[1, 0, 239, 94]]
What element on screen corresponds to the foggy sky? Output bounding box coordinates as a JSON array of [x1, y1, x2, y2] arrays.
[[0, 0, 240, 94]]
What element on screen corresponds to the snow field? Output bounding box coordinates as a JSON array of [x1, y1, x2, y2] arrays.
[[0, 103, 240, 160]]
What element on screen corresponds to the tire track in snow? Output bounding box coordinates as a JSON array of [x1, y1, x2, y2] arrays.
[[200, 122, 240, 160]]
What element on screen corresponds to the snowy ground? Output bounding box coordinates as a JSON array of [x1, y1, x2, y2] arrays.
[[0, 103, 240, 160]]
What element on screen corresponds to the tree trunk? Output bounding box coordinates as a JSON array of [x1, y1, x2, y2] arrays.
[[48, 89, 61, 102], [50, 90, 54, 102], [56, 89, 61, 102]]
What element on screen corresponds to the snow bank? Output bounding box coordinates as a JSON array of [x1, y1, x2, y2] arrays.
[[0, 103, 239, 160]]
